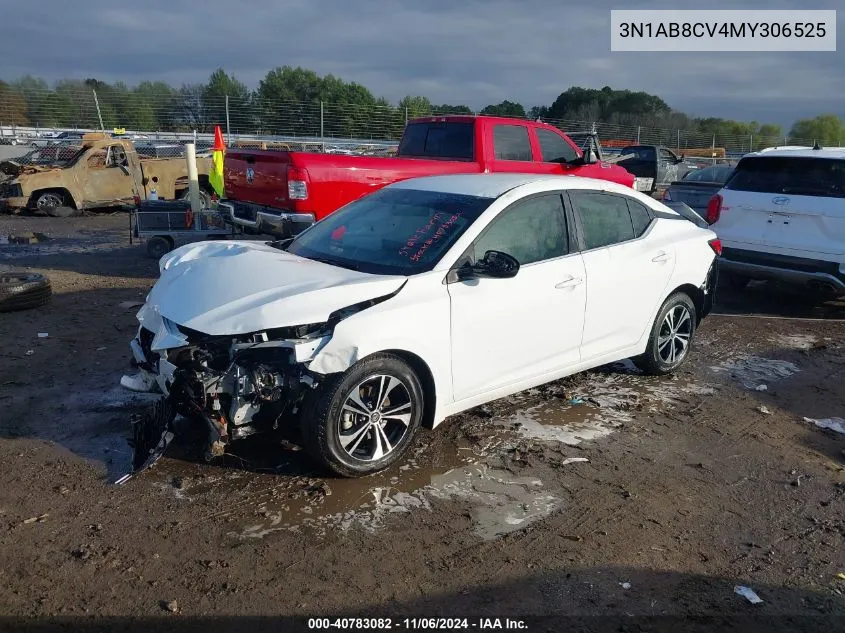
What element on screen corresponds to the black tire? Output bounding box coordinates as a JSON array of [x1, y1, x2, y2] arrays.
[[0, 273, 52, 312], [146, 236, 173, 259], [633, 292, 697, 376], [302, 353, 424, 477]]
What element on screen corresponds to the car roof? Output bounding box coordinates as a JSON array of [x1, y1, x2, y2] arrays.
[[747, 147, 845, 160], [387, 173, 639, 198]]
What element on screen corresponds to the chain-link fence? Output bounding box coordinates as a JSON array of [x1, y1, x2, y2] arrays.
[[0, 87, 833, 159]]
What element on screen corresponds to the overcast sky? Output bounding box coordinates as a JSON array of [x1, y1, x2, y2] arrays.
[[1, 0, 842, 127]]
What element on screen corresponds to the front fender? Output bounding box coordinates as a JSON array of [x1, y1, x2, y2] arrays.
[[307, 278, 453, 425]]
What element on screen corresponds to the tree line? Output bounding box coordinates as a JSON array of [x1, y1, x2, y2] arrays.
[[1, 68, 844, 147]]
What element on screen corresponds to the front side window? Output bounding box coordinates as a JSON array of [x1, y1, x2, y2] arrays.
[[659, 148, 677, 162], [536, 128, 579, 163], [87, 150, 107, 169], [570, 192, 636, 249], [493, 124, 532, 161], [472, 194, 568, 265], [287, 188, 493, 275]]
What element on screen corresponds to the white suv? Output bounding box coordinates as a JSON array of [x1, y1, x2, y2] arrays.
[[706, 147, 845, 295]]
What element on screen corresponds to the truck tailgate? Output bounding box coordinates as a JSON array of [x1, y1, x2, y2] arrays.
[[224, 149, 481, 220]]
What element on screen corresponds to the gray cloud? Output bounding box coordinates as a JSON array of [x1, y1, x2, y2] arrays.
[[1, 0, 842, 127]]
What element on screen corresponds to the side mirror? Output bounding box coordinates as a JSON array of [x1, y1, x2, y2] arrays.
[[677, 154, 685, 163], [459, 250, 519, 280]]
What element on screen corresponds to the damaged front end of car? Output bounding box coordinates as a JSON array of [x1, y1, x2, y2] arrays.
[[118, 292, 395, 480]]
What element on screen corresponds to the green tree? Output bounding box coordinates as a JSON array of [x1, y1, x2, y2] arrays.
[[433, 104, 473, 115], [789, 114, 845, 146], [203, 68, 251, 133], [480, 100, 526, 118], [0, 81, 29, 125]]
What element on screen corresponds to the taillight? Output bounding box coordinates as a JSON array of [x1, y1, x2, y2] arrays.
[[287, 165, 310, 200], [708, 238, 722, 256], [705, 194, 722, 225]]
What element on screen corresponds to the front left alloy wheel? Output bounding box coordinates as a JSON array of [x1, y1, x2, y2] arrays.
[[303, 353, 424, 477]]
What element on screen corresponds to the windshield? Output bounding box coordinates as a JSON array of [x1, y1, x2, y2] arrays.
[[287, 187, 494, 275], [19, 145, 84, 167], [682, 165, 733, 183]]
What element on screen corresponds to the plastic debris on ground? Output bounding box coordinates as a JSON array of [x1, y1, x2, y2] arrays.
[[802, 417, 845, 435], [569, 397, 585, 405], [620, 582, 631, 589], [37, 332, 48, 338], [560, 457, 590, 465], [757, 405, 772, 415], [734, 585, 763, 604], [755, 384, 768, 392], [837, 573, 845, 581]]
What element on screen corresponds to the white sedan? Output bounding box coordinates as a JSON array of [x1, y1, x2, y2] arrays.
[[123, 174, 721, 477]]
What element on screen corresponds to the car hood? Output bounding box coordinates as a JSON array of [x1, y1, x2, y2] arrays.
[[143, 240, 406, 336]]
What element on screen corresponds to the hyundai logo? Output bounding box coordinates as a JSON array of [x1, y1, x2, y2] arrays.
[[772, 196, 790, 205]]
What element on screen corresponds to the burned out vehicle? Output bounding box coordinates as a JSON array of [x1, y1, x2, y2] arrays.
[[0, 133, 213, 216], [121, 173, 719, 479]]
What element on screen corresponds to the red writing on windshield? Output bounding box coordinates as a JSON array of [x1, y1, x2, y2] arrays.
[[400, 213, 462, 263]]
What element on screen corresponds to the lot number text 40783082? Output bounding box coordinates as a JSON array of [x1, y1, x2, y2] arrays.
[[307, 617, 528, 630]]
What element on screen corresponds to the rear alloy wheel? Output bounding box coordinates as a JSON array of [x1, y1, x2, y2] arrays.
[[303, 354, 423, 477], [633, 292, 697, 375]]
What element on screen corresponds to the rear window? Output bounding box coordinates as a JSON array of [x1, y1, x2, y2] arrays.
[[726, 156, 845, 198], [397, 122, 475, 160]]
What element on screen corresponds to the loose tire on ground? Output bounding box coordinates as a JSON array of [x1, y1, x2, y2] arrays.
[[0, 273, 52, 312], [302, 353, 424, 477], [633, 292, 697, 376]]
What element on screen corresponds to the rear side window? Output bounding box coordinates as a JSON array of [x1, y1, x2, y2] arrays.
[[726, 156, 845, 198], [570, 192, 635, 249], [627, 199, 652, 236], [536, 128, 578, 163], [493, 124, 532, 161], [397, 122, 475, 160]]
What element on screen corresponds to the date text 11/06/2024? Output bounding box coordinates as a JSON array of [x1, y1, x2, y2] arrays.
[[308, 618, 528, 630]]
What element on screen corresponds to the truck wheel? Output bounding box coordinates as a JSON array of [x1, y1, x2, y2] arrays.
[[179, 188, 211, 209], [146, 236, 173, 259], [0, 273, 52, 312], [302, 353, 424, 477], [35, 192, 79, 218]]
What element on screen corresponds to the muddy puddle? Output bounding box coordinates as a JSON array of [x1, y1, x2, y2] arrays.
[[710, 355, 800, 389], [139, 364, 718, 541]]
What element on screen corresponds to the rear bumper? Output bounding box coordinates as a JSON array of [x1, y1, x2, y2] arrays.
[[721, 247, 845, 294], [219, 200, 315, 237]]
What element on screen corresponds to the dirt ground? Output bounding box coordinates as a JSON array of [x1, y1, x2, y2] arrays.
[[1, 215, 844, 632]]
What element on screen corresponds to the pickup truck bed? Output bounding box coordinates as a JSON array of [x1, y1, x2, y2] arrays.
[[221, 115, 636, 237]]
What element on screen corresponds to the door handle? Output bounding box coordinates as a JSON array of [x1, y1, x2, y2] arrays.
[[555, 276, 584, 289], [651, 252, 671, 263]]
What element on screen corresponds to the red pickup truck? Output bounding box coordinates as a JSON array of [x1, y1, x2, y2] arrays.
[[219, 115, 635, 237]]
